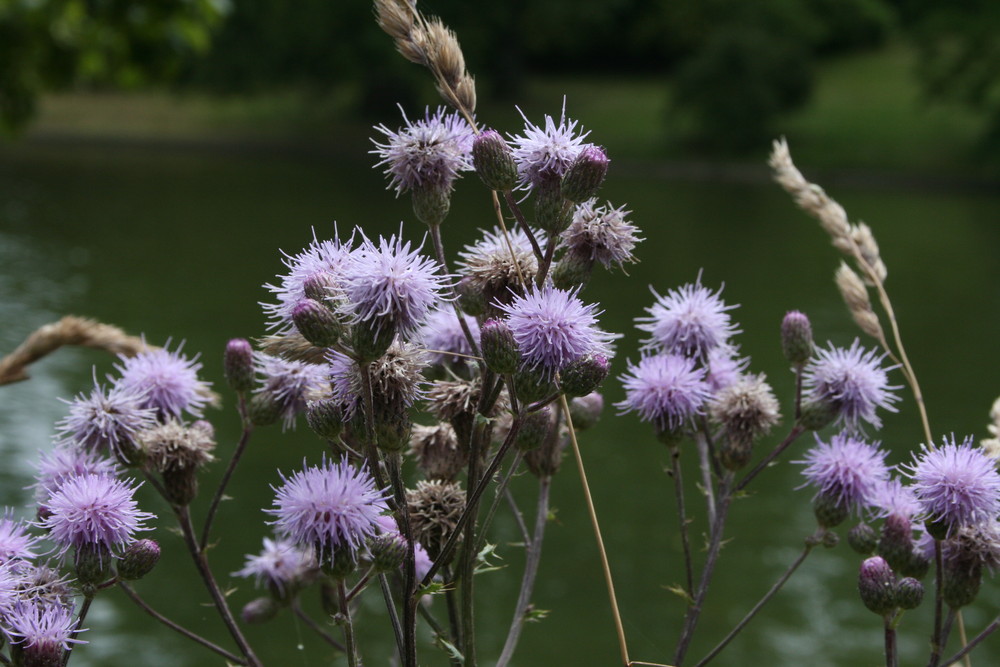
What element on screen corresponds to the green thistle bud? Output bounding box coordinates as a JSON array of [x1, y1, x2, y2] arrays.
[[798, 399, 838, 431], [74, 543, 113, 587], [551, 250, 594, 290], [513, 367, 556, 404], [858, 556, 897, 616], [472, 130, 518, 192], [561, 145, 609, 203], [943, 558, 983, 608], [292, 298, 342, 348], [848, 523, 878, 556], [515, 407, 553, 452], [877, 514, 914, 573], [534, 173, 571, 234], [351, 319, 397, 363], [241, 597, 280, 624], [224, 338, 255, 393], [412, 184, 451, 227], [118, 539, 161, 581], [568, 392, 603, 431], [896, 577, 924, 610], [248, 390, 282, 427], [370, 532, 406, 573], [480, 319, 520, 374], [456, 276, 487, 317], [306, 398, 345, 440], [559, 354, 609, 398], [813, 491, 850, 529], [781, 310, 813, 368]]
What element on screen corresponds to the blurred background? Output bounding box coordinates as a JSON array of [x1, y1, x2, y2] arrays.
[[1, 0, 999, 665]]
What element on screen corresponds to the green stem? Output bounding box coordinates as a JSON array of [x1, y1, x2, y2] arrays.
[[201, 395, 253, 550]]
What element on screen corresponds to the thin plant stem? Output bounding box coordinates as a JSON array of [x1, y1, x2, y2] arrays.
[[201, 397, 253, 550], [496, 475, 551, 667], [0, 652, 10, 666], [474, 451, 524, 555], [291, 600, 346, 652], [118, 582, 248, 664], [674, 472, 735, 666], [957, 610, 972, 667], [379, 573, 405, 660], [345, 565, 376, 602], [505, 486, 531, 544], [385, 451, 419, 667], [358, 363, 389, 492], [670, 446, 695, 596], [885, 614, 898, 667], [693, 536, 817, 667], [501, 191, 544, 260], [339, 580, 359, 667], [460, 419, 487, 667], [694, 425, 717, 528], [62, 594, 93, 666], [534, 236, 557, 288], [417, 602, 461, 665], [735, 424, 805, 493], [428, 222, 483, 361], [560, 393, 631, 667], [928, 540, 945, 667], [942, 615, 1000, 666], [443, 564, 463, 652]]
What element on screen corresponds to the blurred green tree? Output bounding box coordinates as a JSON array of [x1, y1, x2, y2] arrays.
[[0, 0, 222, 133]]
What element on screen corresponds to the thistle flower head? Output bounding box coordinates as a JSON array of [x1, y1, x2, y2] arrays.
[[267, 458, 388, 558], [234, 537, 318, 598], [905, 435, 1000, 534], [56, 380, 157, 461], [40, 473, 153, 556], [704, 345, 750, 394], [254, 353, 328, 430], [560, 199, 642, 269], [115, 343, 212, 420], [416, 308, 480, 367], [341, 231, 450, 338], [0, 512, 38, 569], [615, 354, 711, 432], [328, 341, 428, 420], [263, 232, 354, 335], [139, 419, 216, 473], [406, 480, 466, 563], [34, 446, 120, 504], [371, 106, 474, 196], [796, 432, 890, 515], [802, 339, 900, 432], [509, 104, 590, 189], [637, 278, 739, 359], [709, 373, 781, 442], [3, 599, 85, 662], [496, 285, 616, 379], [869, 478, 922, 521]]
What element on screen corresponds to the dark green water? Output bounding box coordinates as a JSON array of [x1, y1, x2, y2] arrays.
[[1, 135, 998, 666]]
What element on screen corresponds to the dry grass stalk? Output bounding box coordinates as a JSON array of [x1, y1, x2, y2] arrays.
[[0, 316, 153, 386], [257, 332, 328, 365], [852, 222, 887, 284], [835, 263, 883, 340]]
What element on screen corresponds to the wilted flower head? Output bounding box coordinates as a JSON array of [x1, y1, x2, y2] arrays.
[[510, 105, 590, 188], [615, 354, 711, 432], [40, 473, 153, 556], [254, 353, 327, 429], [802, 339, 900, 431], [637, 278, 739, 360], [0, 512, 38, 568], [905, 435, 1000, 535], [406, 480, 466, 563], [496, 285, 616, 379], [456, 226, 542, 312], [416, 308, 480, 367], [57, 380, 157, 461], [560, 199, 642, 269], [139, 419, 216, 473], [341, 231, 450, 338], [234, 537, 318, 598], [3, 599, 85, 663], [263, 232, 354, 335], [328, 341, 428, 420], [268, 458, 388, 558], [115, 344, 212, 420], [372, 106, 474, 196], [797, 432, 890, 515], [709, 373, 781, 442], [409, 422, 467, 481]]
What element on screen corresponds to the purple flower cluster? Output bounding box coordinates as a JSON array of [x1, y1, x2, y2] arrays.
[[115, 343, 211, 420], [509, 105, 591, 189], [616, 354, 711, 432], [802, 339, 900, 431], [637, 279, 738, 360], [234, 537, 318, 598], [796, 432, 890, 514]]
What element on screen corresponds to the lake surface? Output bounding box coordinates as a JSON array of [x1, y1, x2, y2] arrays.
[[1, 133, 999, 666]]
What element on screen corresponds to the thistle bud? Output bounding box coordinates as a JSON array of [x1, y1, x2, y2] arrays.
[[302, 273, 336, 303], [781, 311, 813, 368], [813, 491, 849, 529], [877, 514, 914, 573], [224, 338, 255, 393], [903, 550, 930, 580], [569, 392, 604, 431], [858, 556, 897, 616], [351, 319, 396, 363], [798, 399, 838, 431], [896, 577, 924, 610], [472, 130, 518, 192], [561, 145, 609, 203], [559, 354, 609, 398], [515, 407, 553, 452], [512, 367, 556, 404], [534, 173, 571, 234], [943, 557, 983, 608], [480, 319, 520, 374], [412, 184, 451, 227], [456, 276, 487, 317], [241, 597, 280, 624], [248, 390, 283, 427], [118, 539, 161, 581], [370, 533, 407, 573], [848, 523, 877, 556], [74, 543, 113, 587], [292, 298, 342, 348], [306, 398, 345, 440], [551, 251, 594, 290]]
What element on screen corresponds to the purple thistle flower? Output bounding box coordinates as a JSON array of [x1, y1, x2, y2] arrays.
[[263, 231, 354, 335], [267, 458, 388, 558], [905, 435, 1000, 534], [341, 231, 450, 338], [417, 308, 480, 366], [115, 344, 212, 420], [34, 446, 120, 504], [234, 537, 318, 597], [496, 285, 616, 379], [254, 353, 328, 430], [704, 345, 750, 394], [796, 432, 890, 514], [615, 354, 711, 431], [0, 563, 19, 614], [371, 106, 474, 196], [0, 512, 38, 568], [869, 478, 922, 521], [3, 599, 85, 661], [802, 339, 900, 431], [509, 104, 590, 189], [39, 473, 153, 556], [637, 277, 739, 360], [56, 380, 157, 460], [559, 199, 642, 269]]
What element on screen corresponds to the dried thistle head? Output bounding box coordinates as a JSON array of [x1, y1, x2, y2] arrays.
[[710, 373, 781, 470], [140, 419, 216, 473], [406, 479, 466, 563], [409, 422, 468, 481], [835, 262, 883, 340], [257, 332, 328, 365]]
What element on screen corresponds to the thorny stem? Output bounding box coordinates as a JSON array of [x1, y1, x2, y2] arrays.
[[460, 418, 488, 667], [693, 538, 816, 667], [496, 476, 551, 667], [670, 446, 695, 596], [475, 450, 525, 555], [339, 580, 359, 667], [201, 394, 253, 550], [735, 424, 806, 493], [561, 393, 631, 667], [417, 602, 460, 665], [118, 582, 248, 664], [291, 599, 346, 652], [942, 615, 1000, 666], [674, 472, 735, 666], [176, 506, 262, 667]]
